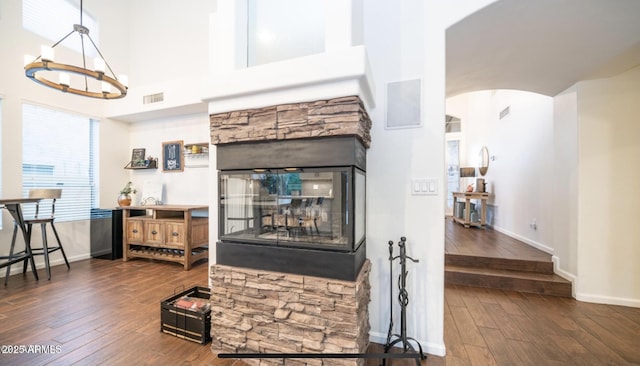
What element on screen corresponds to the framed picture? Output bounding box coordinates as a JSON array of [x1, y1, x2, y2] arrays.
[[131, 148, 146, 167], [162, 140, 184, 172]]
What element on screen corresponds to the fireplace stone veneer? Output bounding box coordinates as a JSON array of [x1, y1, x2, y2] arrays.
[[210, 260, 371, 366], [209, 96, 371, 148], [210, 95, 372, 364]]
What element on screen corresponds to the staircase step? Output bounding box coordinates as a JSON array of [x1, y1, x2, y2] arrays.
[[445, 264, 573, 297], [445, 253, 554, 274]]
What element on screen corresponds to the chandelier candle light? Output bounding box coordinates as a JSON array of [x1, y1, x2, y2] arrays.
[[24, 0, 127, 99]]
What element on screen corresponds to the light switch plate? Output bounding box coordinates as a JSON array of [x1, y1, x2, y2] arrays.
[[411, 178, 438, 195]]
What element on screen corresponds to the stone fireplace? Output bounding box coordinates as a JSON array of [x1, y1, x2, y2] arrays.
[[210, 95, 372, 365]]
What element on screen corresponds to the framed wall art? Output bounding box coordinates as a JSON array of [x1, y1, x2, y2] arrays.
[[162, 140, 184, 172], [130, 148, 146, 167]]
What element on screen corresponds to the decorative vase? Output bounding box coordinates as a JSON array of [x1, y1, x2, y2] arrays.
[[117, 194, 132, 207]]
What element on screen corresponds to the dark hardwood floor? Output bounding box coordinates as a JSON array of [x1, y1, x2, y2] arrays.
[[445, 218, 550, 261], [1, 255, 639, 365], [445, 219, 573, 297]]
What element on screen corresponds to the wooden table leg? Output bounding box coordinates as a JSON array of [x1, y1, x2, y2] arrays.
[[464, 198, 471, 228], [480, 197, 487, 227]]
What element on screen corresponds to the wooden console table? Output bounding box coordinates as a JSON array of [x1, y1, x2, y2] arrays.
[[122, 205, 208, 270], [452, 192, 489, 228]]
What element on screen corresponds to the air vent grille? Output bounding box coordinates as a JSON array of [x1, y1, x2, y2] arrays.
[[143, 92, 164, 104], [499, 106, 510, 119]]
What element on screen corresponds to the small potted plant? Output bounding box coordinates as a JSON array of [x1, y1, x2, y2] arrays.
[[118, 181, 137, 207]]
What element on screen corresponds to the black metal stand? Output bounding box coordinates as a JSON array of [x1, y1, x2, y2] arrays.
[[382, 237, 425, 366]]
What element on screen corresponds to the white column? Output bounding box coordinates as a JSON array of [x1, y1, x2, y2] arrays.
[[210, 0, 248, 74], [325, 0, 357, 52]]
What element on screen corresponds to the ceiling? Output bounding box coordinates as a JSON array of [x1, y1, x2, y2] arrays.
[[446, 0, 640, 98]]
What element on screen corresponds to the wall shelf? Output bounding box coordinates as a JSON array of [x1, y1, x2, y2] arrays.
[[124, 159, 158, 170], [184, 142, 209, 168]]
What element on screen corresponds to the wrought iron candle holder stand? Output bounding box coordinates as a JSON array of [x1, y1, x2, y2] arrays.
[[383, 237, 425, 366]]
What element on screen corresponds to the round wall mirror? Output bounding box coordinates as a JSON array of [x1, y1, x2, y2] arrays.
[[479, 146, 489, 176]]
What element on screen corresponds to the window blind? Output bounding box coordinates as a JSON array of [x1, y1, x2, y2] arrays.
[[22, 103, 99, 222], [23, 0, 100, 57]]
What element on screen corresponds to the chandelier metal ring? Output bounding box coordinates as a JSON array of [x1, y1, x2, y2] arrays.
[[25, 61, 127, 99], [23, 0, 127, 100]]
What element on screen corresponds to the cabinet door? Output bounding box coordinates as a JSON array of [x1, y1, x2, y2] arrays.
[[144, 221, 164, 245], [165, 222, 185, 249], [126, 220, 144, 243]]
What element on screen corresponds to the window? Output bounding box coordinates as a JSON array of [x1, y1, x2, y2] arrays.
[[446, 140, 460, 210], [247, 0, 325, 66], [445, 114, 461, 133], [23, 0, 100, 57], [22, 103, 99, 222]]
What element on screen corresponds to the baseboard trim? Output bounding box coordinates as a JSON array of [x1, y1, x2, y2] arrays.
[[492, 225, 554, 255], [369, 331, 446, 357], [576, 293, 640, 308], [552, 255, 576, 297], [0, 254, 90, 278]]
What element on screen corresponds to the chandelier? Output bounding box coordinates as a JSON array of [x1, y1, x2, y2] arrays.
[[24, 0, 127, 99]]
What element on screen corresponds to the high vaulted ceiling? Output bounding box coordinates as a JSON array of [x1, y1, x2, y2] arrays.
[[446, 0, 640, 98]]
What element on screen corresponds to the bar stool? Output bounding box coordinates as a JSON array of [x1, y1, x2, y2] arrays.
[[7, 189, 70, 280], [1, 198, 40, 285]]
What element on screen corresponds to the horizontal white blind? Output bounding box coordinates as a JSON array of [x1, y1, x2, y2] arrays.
[[22, 103, 99, 222], [23, 0, 99, 57]]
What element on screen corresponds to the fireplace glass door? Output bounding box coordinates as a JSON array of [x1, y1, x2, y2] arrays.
[[220, 167, 362, 251]]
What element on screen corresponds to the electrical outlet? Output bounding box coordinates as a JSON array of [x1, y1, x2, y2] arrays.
[[530, 219, 537, 230]]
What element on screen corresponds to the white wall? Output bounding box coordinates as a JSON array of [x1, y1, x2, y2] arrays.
[[0, 0, 132, 274], [105, 0, 216, 121], [127, 0, 215, 87], [127, 113, 210, 205], [575, 64, 640, 307], [552, 85, 579, 282], [364, 0, 435, 351], [447, 90, 555, 253]]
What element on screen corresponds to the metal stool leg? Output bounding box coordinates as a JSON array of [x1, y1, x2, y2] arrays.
[[5, 225, 19, 286], [23, 224, 31, 275], [40, 223, 52, 280], [50, 222, 70, 269]]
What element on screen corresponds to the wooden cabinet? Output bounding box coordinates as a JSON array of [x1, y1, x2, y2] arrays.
[[126, 219, 144, 242], [122, 205, 208, 270]]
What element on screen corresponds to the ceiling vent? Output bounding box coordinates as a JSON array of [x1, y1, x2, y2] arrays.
[[499, 106, 510, 119], [143, 92, 164, 104]]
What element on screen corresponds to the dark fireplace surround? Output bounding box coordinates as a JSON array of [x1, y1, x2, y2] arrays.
[[211, 96, 371, 281]]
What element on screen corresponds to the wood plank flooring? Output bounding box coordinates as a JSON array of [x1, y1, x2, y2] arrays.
[[1, 257, 639, 365], [445, 219, 572, 296], [445, 219, 550, 261]]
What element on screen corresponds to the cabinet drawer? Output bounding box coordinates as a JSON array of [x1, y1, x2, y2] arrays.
[[126, 220, 144, 243], [144, 221, 164, 244], [165, 222, 185, 248]]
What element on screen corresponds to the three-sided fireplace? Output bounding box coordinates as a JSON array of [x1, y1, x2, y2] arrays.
[[210, 96, 372, 362], [216, 137, 366, 281], [212, 96, 371, 281]]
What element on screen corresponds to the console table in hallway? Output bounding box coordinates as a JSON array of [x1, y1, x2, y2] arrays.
[[452, 191, 490, 228]]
